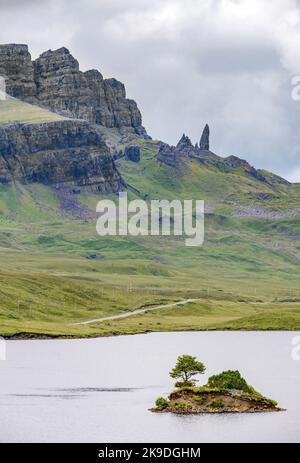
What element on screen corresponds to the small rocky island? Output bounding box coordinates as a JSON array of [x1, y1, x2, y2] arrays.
[[152, 355, 282, 414]]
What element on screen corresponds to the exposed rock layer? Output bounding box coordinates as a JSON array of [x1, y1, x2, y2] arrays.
[[152, 388, 282, 414], [0, 119, 124, 192]]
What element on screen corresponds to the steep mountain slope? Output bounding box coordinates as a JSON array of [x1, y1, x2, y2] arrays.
[[0, 45, 300, 337]]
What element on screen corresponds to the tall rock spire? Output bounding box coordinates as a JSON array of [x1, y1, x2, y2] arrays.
[[199, 124, 210, 151]]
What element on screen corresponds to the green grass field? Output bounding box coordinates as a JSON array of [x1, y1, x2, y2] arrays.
[[0, 97, 64, 123], [0, 130, 300, 337]]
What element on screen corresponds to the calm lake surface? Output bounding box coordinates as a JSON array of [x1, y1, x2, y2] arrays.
[[0, 331, 299, 443]]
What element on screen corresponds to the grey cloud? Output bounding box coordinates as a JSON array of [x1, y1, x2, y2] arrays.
[[0, 0, 41, 9]]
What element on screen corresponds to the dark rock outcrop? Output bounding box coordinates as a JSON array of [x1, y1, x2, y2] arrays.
[[157, 142, 180, 167], [0, 119, 125, 193], [33, 47, 92, 120], [223, 156, 266, 182], [0, 44, 37, 103], [176, 134, 193, 153], [199, 124, 210, 150], [0, 44, 148, 136], [157, 125, 214, 167], [256, 169, 290, 185], [124, 145, 141, 162]]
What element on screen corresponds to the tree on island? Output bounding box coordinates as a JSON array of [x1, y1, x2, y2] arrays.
[[170, 354, 206, 387], [154, 356, 279, 413]]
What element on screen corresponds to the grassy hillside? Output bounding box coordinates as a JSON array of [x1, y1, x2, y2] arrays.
[[0, 96, 64, 123], [0, 120, 300, 336]]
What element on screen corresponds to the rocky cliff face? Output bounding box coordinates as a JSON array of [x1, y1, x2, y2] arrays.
[[0, 44, 147, 136], [0, 119, 124, 193], [0, 44, 37, 103]]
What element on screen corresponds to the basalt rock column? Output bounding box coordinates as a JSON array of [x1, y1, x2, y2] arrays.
[[199, 124, 210, 151]]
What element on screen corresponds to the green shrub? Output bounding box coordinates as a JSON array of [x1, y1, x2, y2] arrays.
[[155, 397, 169, 409], [268, 398, 278, 407], [207, 370, 253, 393]]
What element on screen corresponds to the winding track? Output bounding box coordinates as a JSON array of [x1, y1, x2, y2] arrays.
[[71, 298, 199, 326]]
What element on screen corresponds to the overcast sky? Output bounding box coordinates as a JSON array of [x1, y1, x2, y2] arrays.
[[1, 0, 300, 181]]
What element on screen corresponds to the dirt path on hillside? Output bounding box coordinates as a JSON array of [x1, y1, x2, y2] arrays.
[[70, 298, 199, 326]]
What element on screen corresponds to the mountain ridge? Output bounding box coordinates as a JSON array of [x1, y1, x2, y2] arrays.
[[0, 43, 148, 136], [157, 126, 290, 186], [0, 43, 294, 188], [0, 54, 300, 336]]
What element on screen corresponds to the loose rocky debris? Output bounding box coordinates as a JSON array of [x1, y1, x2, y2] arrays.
[[232, 206, 300, 219]]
